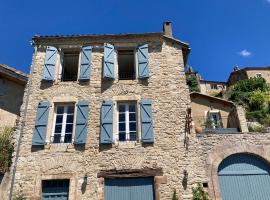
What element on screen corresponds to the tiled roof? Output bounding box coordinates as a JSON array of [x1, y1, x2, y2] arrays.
[[0, 64, 28, 84]]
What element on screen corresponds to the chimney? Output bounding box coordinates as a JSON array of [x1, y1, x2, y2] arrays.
[[163, 21, 173, 37]]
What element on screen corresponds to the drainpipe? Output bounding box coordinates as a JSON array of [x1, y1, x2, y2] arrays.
[[9, 43, 37, 200]]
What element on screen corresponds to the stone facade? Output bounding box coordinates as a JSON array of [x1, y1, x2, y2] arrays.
[[11, 30, 194, 200], [199, 80, 226, 96]]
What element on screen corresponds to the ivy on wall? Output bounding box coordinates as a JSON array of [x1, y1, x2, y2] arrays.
[[0, 127, 14, 174]]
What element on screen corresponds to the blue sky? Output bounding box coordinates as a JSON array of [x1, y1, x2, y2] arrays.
[[0, 0, 270, 81]]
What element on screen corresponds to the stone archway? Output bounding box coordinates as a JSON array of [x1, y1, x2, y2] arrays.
[[205, 142, 270, 200]]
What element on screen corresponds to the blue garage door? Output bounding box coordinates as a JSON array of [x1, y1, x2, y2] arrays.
[[105, 177, 155, 200], [42, 179, 69, 200], [218, 153, 270, 200]]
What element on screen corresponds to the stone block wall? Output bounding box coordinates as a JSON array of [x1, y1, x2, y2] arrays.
[[12, 35, 192, 200]]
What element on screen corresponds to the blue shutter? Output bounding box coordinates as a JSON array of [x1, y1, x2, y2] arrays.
[[140, 99, 154, 143], [0, 80, 5, 96], [103, 43, 115, 79], [137, 44, 150, 79], [74, 100, 89, 144], [79, 46, 92, 81], [42, 46, 57, 81], [100, 100, 113, 144], [32, 101, 50, 145]]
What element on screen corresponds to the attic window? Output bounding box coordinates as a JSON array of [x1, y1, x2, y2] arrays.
[[62, 51, 79, 81], [118, 50, 135, 80]]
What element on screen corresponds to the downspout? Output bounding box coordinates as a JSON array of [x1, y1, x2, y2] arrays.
[[9, 43, 37, 200]]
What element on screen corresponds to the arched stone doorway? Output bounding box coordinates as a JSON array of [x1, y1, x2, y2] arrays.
[[218, 153, 270, 200]]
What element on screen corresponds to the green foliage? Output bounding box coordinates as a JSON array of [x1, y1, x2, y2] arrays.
[[228, 77, 270, 126], [0, 127, 14, 174], [172, 189, 178, 200], [186, 74, 200, 92], [192, 183, 210, 200]]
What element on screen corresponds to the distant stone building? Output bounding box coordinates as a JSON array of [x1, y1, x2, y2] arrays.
[[227, 66, 270, 86], [0, 64, 27, 129], [199, 80, 226, 96], [0, 64, 27, 198]]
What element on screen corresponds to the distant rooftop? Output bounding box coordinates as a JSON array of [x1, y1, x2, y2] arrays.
[[0, 64, 28, 84]]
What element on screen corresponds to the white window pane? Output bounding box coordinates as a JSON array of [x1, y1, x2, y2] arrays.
[[129, 132, 137, 141], [57, 106, 64, 114], [64, 134, 72, 143], [129, 122, 137, 131], [53, 134, 61, 143], [67, 106, 74, 114], [56, 115, 63, 123], [119, 123, 126, 131], [119, 113, 125, 121], [129, 113, 136, 121], [55, 125, 62, 133], [65, 124, 73, 133], [129, 104, 135, 112], [119, 132, 126, 141], [119, 105, 125, 112], [66, 115, 74, 123]]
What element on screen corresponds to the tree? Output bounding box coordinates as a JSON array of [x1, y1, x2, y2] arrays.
[[186, 74, 200, 92], [0, 127, 14, 174]]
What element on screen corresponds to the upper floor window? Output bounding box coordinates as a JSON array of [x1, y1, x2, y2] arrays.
[[117, 49, 136, 80], [117, 103, 137, 142], [52, 104, 75, 143], [210, 84, 218, 89], [256, 73, 262, 78], [62, 51, 79, 81]]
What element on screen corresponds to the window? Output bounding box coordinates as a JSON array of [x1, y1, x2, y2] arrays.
[[206, 111, 223, 129], [62, 51, 79, 81], [42, 179, 69, 199], [52, 104, 75, 143], [118, 49, 135, 80], [256, 73, 262, 78], [210, 84, 218, 89], [118, 103, 137, 141]]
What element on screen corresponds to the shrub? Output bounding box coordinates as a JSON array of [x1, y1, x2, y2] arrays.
[[172, 189, 178, 200], [186, 74, 200, 92], [192, 183, 210, 200], [0, 127, 14, 174]]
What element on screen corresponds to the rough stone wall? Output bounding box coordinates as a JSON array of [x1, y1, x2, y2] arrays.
[[246, 70, 270, 83], [199, 81, 225, 96], [185, 132, 270, 200], [0, 77, 25, 130], [12, 36, 191, 200]]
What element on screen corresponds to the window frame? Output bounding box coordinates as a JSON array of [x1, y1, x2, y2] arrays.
[[256, 73, 262, 78], [116, 102, 138, 142], [58, 50, 81, 82], [51, 103, 75, 144], [207, 110, 223, 129]]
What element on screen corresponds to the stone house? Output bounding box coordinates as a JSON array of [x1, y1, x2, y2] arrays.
[[190, 92, 248, 133], [0, 64, 28, 130], [199, 80, 226, 96], [227, 66, 270, 87], [8, 22, 270, 200], [0, 64, 28, 198]]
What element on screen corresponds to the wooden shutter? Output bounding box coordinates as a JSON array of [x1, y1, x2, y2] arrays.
[[100, 100, 113, 144], [103, 43, 115, 79], [32, 101, 50, 145], [74, 100, 89, 144], [140, 99, 154, 143], [42, 46, 58, 81], [79, 46, 92, 81], [137, 44, 150, 79]]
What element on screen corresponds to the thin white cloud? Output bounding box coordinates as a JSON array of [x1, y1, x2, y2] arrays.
[[238, 49, 252, 57]]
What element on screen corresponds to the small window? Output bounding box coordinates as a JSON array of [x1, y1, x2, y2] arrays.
[[117, 103, 137, 142], [256, 73, 262, 78], [42, 179, 69, 199], [62, 51, 79, 81], [118, 50, 135, 80], [52, 104, 75, 143], [210, 84, 218, 89], [207, 111, 223, 129]]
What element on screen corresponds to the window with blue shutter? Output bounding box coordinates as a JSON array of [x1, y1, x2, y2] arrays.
[[103, 43, 115, 79], [79, 46, 92, 81], [100, 100, 113, 144], [140, 99, 154, 143], [137, 44, 150, 79], [74, 100, 89, 144], [32, 101, 50, 146], [42, 46, 58, 81]]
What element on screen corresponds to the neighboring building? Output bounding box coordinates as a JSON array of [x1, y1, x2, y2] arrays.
[[199, 80, 226, 96], [0, 64, 28, 129], [0, 64, 28, 198], [227, 66, 270, 86], [190, 92, 248, 133]]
